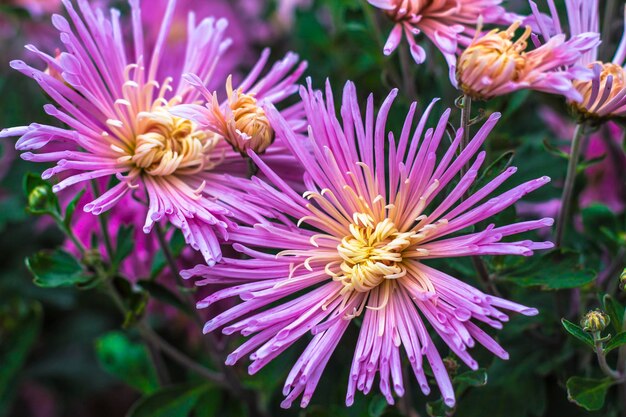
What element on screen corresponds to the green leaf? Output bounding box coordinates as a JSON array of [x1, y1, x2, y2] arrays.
[[472, 151, 515, 193], [23, 172, 60, 216], [602, 294, 624, 334], [192, 388, 221, 417], [426, 399, 454, 417], [63, 189, 86, 228], [26, 249, 92, 288], [503, 251, 596, 290], [95, 331, 159, 394], [561, 318, 594, 348], [582, 204, 623, 248], [453, 369, 487, 387], [112, 225, 134, 269], [368, 395, 388, 417], [137, 280, 192, 316], [566, 376, 613, 411], [127, 383, 211, 417], [604, 332, 626, 354]]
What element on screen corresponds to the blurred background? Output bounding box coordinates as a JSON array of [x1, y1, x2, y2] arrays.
[[0, 1, 624, 416]]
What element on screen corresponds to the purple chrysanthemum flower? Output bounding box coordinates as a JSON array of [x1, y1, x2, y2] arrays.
[[1, 0, 306, 265], [183, 80, 554, 408], [531, 0, 626, 119]]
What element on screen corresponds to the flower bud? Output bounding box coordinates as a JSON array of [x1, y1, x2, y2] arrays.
[[581, 309, 610, 333], [443, 356, 460, 377], [619, 268, 626, 291], [28, 185, 52, 211], [457, 22, 530, 100], [224, 76, 275, 156]]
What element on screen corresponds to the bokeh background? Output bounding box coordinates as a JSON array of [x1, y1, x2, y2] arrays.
[[0, 1, 624, 416]]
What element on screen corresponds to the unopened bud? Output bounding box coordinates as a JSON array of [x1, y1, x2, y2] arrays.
[[619, 268, 626, 291], [581, 309, 610, 333], [443, 356, 460, 377], [28, 185, 52, 211], [457, 22, 530, 101]]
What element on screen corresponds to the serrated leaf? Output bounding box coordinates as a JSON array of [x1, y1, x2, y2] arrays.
[[95, 331, 159, 394], [561, 318, 594, 348], [112, 225, 134, 269], [26, 249, 92, 288], [137, 280, 192, 316], [504, 251, 596, 290], [126, 383, 210, 417], [453, 369, 487, 387], [566, 377, 613, 411], [604, 332, 626, 354]]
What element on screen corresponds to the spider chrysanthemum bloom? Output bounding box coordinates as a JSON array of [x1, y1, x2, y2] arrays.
[[368, 0, 519, 82], [456, 20, 599, 101], [531, 0, 626, 120], [1, 0, 306, 265], [183, 80, 555, 408]]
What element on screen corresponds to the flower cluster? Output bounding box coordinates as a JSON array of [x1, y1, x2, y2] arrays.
[[2, 0, 624, 413]]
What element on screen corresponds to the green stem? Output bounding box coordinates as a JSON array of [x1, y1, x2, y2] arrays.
[[594, 336, 621, 380], [246, 157, 259, 178], [90, 180, 114, 259], [154, 224, 268, 417], [555, 124, 586, 247]]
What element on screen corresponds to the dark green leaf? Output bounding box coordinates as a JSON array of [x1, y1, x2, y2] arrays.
[[472, 151, 515, 193], [453, 369, 487, 387], [582, 204, 623, 248], [26, 249, 91, 288], [566, 376, 613, 411], [112, 225, 134, 269], [503, 251, 596, 290], [95, 331, 159, 394], [604, 332, 626, 354], [368, 395, 388, 417], [602, 294, 624, 334], [64, 189, 86, 228], [561, 318, 594, 348], [426, 399, 454, 417], [192, 388, 221, 417], [137, 280, 192, 316], [126, 383, 210, 417]]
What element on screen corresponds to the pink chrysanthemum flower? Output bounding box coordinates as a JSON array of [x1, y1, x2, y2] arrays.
[[368, 0, 519, 82], [183, 80, 554, 408], [1, 0, 306, 265], [456, 20, 599, 101], [531, 0, 626, 119]]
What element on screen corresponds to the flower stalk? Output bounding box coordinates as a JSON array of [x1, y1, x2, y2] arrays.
[[555, 123, 587, 247]]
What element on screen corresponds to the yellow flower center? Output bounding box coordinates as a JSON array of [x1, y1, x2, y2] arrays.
[[457, 22, 530, 100], [572, 62, 626, 119], [332, 214, 414, 294], [132, 107, 220, 176], [225, 76, 275, 155]]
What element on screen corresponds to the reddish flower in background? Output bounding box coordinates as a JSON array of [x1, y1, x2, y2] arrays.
[[184, 80, 553, 408]]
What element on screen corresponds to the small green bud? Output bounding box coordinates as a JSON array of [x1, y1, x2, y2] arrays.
[[82, 249, 101, 268], [28, 185, 52, 211], [581, 309, 610, 333], [619, 268, 626, 291], [443, 356, 460, 377]]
